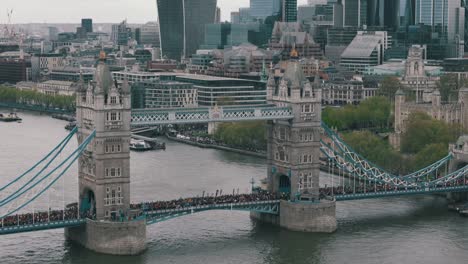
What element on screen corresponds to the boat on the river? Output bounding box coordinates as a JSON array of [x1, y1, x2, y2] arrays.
[[130, 139, 154, 151], [52, 114, 76, 122], [0, 112, 22, 122]]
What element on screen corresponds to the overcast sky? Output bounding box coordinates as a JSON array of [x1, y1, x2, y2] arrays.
[[1, 0, 309, 24]]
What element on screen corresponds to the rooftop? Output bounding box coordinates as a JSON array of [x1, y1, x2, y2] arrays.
[[341, 35, 383, 58]]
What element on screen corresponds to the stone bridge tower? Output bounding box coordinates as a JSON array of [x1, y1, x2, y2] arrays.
[[252, 50, 337, 233], [66, 51, 146, 255]]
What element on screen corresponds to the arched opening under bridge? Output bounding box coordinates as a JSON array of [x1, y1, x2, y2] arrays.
[[279, 175, 291, 195]]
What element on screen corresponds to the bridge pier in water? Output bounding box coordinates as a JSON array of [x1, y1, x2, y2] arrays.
[[252, 54, 337, 233], [65, 52, 146, 255]]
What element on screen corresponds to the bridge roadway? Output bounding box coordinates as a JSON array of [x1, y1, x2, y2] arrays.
[[3, 183, 468, 235], [130, 105, 294, 127]]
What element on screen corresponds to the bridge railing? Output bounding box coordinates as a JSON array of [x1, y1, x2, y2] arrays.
[[131, 106, 293, 126], [143, 200, 280, 215]]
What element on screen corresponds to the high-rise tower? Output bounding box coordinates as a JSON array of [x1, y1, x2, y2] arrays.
[[282, 0, 298, 22], [157, 0, 217, 60]]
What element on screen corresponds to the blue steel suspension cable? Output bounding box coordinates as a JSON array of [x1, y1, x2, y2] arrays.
[[0, 131, 96, 220], [0, 131, 95, 208], [321, 122, 452, 181], [0, 127, 77, 202], [0, 127, 78, 193]]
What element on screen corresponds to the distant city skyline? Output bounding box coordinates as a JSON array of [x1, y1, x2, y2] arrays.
[[0, 0, 309, 24]]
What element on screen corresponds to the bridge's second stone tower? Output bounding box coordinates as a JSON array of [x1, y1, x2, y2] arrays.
[[252, 52, 337, 233], [65, 52, 146, 255]]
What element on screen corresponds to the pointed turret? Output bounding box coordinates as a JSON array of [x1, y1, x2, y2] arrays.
[[93, 51, 113, 95]]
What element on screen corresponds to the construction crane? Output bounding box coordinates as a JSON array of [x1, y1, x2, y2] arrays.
[[3, 9, 15, 39]]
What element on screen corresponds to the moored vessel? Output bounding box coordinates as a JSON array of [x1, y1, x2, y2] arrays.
[[0, 112, 22, 122]]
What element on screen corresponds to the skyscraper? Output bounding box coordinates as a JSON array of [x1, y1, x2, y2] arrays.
[[250, 0, 281, 19], [403, 0, 416, 27], [367, 0, 399, 29], [414, 0, 465, 57], [282, 0, 298, 22], [343, 0, 367, 27], [157, 0, 217, 60], [81, 18, 93, 33]]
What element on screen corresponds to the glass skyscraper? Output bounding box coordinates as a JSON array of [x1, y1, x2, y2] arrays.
[[415, 0, 463, 40], [343, 0, 367, 27], [250, 0, 281, 19], [414, 0, 465, 57], [157, 0, 217, 60], [367, 0, 399, 29], [282, 0, 298, 22]]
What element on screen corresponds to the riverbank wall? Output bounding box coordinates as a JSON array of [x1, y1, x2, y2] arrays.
[[166, 135, 267, 159]]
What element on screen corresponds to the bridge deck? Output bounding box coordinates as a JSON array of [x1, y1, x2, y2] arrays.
[[145, 200, 280, 225], [0, 219, 86, 235], [334, 186, 468, 201], [2, 186, 468, 235]]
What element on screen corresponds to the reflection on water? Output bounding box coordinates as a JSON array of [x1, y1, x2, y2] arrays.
[[1, 110, 468, 264]]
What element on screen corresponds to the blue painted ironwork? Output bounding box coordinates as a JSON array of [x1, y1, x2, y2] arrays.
[[130, 106, 293, 126], [0, 127, 78, 193], [0, 127, 78, 204], [145, 200, 280, 225], [335, 185, 468, 201], [0, 131, 96, 218], [321, 122, 452, 186], [0, 219, 86, 235]]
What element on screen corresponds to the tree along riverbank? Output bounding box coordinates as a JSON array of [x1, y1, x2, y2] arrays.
[[0, 86, 75, 114]]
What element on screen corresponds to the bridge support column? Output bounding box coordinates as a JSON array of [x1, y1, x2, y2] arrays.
[[251, 200, 337, 233], [65, 219, 146, 255]]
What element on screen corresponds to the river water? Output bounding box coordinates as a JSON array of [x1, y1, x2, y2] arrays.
[[1, 111, 468, 264]]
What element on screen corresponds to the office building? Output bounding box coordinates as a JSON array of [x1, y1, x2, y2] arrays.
[[414, 0, 465, 57], [322, 79, 378, 105], [402, 0, 416, 28], [250, 0, 281, 20], [175, 74, 267, 106], [0, 58, 30, 84], [325, 27, 358, 63], [31, 54, 65, 81], [216, 7, 222, 23], [49, 66, 94, 83], [139, 22, 160, 47], [157, 0, 217, 60], [231, 12, 240, 24], [76, 27, 87, 39], [308, 0, 327, 5], [282, 0, 298, 22], [343, 0, 367, 27], [16, 80, 76, 96], [111, 20, 132, 46], [202, 23, 232, 49], [48, 27, 59, 41], [81, 18, 93, 33], [136, 81, 198, 109], [340, 31, 389, 73], [367, 0, 400, 29]]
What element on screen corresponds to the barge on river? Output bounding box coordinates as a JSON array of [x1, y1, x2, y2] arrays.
[[0, 112, 22, 122]]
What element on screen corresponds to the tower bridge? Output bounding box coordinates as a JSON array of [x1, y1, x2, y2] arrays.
[[2, 51, 468, 255]]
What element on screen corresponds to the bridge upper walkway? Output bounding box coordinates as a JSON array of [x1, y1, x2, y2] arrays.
[[130, 105, 293, 126]]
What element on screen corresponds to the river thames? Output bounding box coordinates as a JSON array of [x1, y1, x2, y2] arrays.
[[1, 111, 468, 264]]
